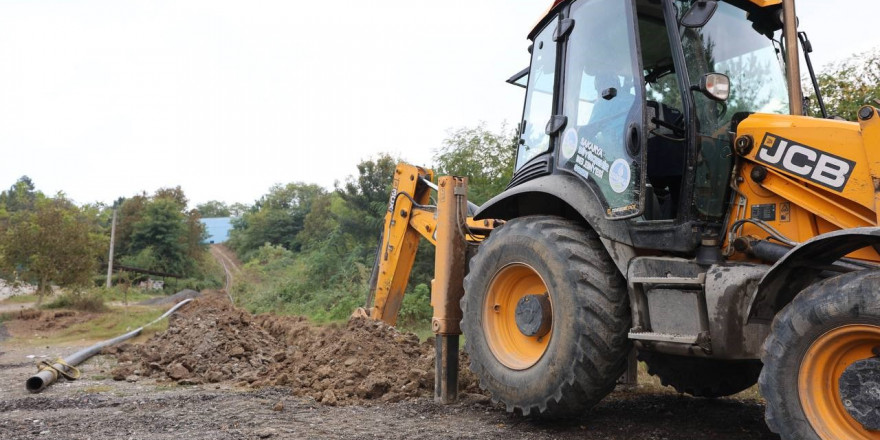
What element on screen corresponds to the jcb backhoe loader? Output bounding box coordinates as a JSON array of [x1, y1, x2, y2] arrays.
[[356, 1, 880, 439]]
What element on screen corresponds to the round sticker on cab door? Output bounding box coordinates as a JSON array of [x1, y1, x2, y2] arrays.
[[560, 128, 578, 161], [609, 159, 631, 194]]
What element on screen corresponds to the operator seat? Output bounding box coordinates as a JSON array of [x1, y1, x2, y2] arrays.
[[645, 100, 685, 220]]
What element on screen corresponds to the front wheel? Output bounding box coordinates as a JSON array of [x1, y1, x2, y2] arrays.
[[760, 270, 880, 440], [461, 216, 630, 417]]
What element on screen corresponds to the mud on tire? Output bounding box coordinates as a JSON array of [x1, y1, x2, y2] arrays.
[[461, 216, 631, 417]]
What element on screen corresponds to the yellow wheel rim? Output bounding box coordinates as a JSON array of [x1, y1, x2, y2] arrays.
[[799, 324, 880, 440], [483, 263, 552, 370]]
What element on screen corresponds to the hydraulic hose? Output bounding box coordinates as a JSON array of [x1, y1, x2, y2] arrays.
[[25, 298, 193, 393]]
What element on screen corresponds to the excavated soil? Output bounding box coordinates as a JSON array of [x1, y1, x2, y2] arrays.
[[9, 309, 85, 332], [108, 295, 482, 405]]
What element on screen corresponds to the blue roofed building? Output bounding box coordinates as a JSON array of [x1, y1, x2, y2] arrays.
[[201, 217, 233, 244]]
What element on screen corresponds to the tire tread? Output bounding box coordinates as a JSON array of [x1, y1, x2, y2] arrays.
[[461, 216, 630, 417]]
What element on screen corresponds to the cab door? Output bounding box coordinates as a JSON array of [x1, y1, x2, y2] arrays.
[[555, 0, 646, 219]]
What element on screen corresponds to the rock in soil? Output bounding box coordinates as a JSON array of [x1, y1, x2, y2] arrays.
[[109, 295, 482, 405]]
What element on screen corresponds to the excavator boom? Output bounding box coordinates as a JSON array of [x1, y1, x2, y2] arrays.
[[356, 162, 496, 403], [362, 163, 494, 326]]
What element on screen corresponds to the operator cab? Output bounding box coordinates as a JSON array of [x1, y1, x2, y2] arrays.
[[507, 0, 790, 253]]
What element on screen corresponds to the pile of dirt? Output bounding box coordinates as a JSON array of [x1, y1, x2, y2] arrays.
[[109, 295, 483, 405], [16, 309, 80, 330]]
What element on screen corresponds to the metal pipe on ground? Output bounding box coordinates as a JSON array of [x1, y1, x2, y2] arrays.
[[25, 298, 193, 393]]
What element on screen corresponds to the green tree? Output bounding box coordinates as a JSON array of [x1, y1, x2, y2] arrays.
[[128, 198, 190, 274], [432, 123, 516, 205], [337, 154, 398, 237], [196, 200, 231, 218], [124, 197, 208, 277], [296, 192, 340, 251], [115, 193, 149, 255], [228, 183, 326, 256], [184, 209, 207, 262], [811, 49, 880, 121], [0, 195, 103, 303], [153, 186, 188, 211], [228, 202, 251, 217], [112, 187, 207, 279], [0, 176, 38, 213]]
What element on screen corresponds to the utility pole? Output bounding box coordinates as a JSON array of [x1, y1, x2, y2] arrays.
[[106, 209, 117, 288]]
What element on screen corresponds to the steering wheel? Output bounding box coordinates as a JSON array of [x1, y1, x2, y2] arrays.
[[651, 111, 686, 138]]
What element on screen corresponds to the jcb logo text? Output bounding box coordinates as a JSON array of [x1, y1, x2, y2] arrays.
[[755, 134, 855, 192]]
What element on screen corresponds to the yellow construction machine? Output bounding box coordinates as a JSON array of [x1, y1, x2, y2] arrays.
[[356, 1, 880, 439]]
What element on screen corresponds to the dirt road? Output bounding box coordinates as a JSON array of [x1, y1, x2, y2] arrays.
[[0, 296, 780, 440], [210, 244, 242, 295], [0, 302, 35, 315]]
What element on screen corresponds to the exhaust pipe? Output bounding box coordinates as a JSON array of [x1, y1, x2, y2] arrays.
[[782, 0, 803, 115], [25, 298, 193, 393]]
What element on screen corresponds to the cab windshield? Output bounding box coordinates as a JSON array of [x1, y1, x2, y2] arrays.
[[680, 0, 789, 133], [515, 20, 557, 170]]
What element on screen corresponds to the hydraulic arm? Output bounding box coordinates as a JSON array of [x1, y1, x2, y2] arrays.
[[355, 162, 496, 402]]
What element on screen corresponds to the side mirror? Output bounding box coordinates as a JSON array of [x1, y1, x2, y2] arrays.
[[696, 73, 730, 102], [680, 0, 718, 28]]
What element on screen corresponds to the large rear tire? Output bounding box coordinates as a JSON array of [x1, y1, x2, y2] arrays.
[[461, 216, 630, 417], [759, 270, 880, 440], [638, 351, 762, 398]]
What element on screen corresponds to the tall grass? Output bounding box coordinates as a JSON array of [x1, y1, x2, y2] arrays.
[[234, 243, 434, 335]]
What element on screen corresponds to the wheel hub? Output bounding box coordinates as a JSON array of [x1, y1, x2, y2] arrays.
[[799, 324, 880, 440], [840, 356, 880, 431], [483, 263, 553, 370], [514, 294, 551, 338]]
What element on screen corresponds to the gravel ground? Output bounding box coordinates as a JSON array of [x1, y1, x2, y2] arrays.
[[0, 328, 780, 440]]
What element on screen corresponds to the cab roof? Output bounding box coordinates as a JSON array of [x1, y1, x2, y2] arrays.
[[530, 0, 783, 39]]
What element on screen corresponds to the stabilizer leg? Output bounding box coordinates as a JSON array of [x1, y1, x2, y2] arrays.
[[434, 335, 459, 404], [431, 176, 468, 404]]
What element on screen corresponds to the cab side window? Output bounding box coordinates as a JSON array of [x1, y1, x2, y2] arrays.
[[558, 0, 643, 218]]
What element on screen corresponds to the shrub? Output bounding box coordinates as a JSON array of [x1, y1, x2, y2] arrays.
[[398, 283, 433, 327], [44, 290, 107, 313]]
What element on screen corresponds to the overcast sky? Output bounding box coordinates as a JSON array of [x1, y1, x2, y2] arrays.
[[1, 0, 878, 208]]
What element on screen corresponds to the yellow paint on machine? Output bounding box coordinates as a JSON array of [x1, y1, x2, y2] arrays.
[[747, 0, 782, 6], [365, 163, 496, 326], [727, 109, 880, 263], [369, 164, 434, 325]]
